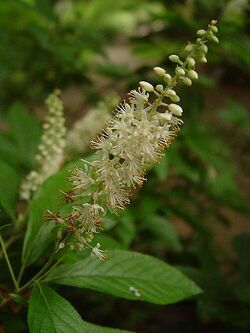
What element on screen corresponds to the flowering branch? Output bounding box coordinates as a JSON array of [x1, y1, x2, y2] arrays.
[[47, 21, 219, 259]]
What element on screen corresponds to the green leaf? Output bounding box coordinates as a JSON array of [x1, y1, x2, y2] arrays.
[[0, 160, 20, 218], [8, 103, 41, 168], [22, 165, 71, 266], [143, 215, 182, 251], [46, 250, 201, 304], [28, 284, 132, 333]]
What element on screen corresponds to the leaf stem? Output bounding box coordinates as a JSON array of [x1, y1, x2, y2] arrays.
[[17, 263, 26, 285], [0, 233, 19, 291], [19, 252, 56, 292]]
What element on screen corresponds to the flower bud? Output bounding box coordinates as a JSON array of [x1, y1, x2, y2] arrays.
[[168, 104, 183, 116], [166, 89, 176, 97], [182, 77, 192, 86], [188, 70, 198, 80], [153, 67, 166, 76], [200, 44, 208, 54], [211, 36, 219, 43], [211, 25, 218, 33], [175, 67, 185, 76], [200, 56, 207, 63], [185, 44, 194, 53], [139, 81, 154, 92], [157, 112, 172, 122], [170, 95, 180, 102], [58, 242, 65, 250], [187, 57, 195, 67], [163, 73, 172, 82], [169, 55, 182, 64], [196, 29, 206, 37], [156, 84, 164, 92]]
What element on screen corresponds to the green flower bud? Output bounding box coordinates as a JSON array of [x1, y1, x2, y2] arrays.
[[211, 36, 219, 43], [211, 25, 218, 33], [153, 67, 166, 76], [156, 84, 164, 92], [175, 67, 186, 76], [169, 55, 182, 64], [163, 73, 172, 82], [170, 95, 180, 102], [200, 44, 208, 54], [166, 89, 176, 97], [188, 70, 198, 80], [182, 77, 192, 86], [196, 29, 206, 37], [200, 56, 207, 63], [187, 57, 195, 67], [185, 44, 194, 53]]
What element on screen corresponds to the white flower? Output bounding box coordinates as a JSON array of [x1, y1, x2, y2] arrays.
[[74, 204, 104, 233], [91, 243, 108, 261]]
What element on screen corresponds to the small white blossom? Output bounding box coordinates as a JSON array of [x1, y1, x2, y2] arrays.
[[91, 243, 108, 261]]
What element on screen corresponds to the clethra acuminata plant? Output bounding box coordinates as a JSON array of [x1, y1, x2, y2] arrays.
[[46, 21, 219, 260]]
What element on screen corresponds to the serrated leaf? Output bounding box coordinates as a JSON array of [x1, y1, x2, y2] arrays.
[[46, 250, 201, 304], [0, 160, 21, 218], [28, 284, 132, 333]]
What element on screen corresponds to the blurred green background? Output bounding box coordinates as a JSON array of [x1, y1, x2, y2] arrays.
[[0, 0, 249, 332]]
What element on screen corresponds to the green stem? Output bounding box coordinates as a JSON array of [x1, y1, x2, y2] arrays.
[[19, 253, 56, 292], [17, 263, 26, 285], [0, 234, 19, 291]]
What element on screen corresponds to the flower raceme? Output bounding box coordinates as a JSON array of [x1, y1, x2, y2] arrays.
[[20, 90, 66, 200], [47, 21, 219, 259]]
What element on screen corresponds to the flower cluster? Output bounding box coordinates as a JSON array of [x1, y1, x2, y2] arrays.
[[47, 21, 218, 259], [20, 90, 66, 200]]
